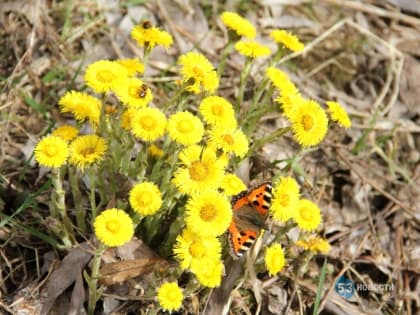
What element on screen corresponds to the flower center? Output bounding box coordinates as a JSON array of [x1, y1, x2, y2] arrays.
[[168, 290, 179, 301], [200, 204, 216, 222], [189, 161, 208, 181], [222, 134, 235, 145], [140, 115, 156, 130], [211, 105, 223, 116], [46, 146, 58, 157], [138, 192, 152, 206], [80, 147, 95, 157], [189, 241, 205, 258], [96, 70, 114, 83], [192, 66, 204, 80], [301, 115, 313, 131], [300, 206, 313, 221], [128, 86, 140, 98], [177, 120, 193, 133], [106, 220, 120, 233], [279, 193, 290, 207]]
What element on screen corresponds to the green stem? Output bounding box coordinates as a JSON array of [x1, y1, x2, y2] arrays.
[[236, 58, 253, 113], [88, 168, 97, 218], [87, 243, 106, 315], [52, 167, 73, 248], [68, 166, 86, 233], [217, 40, 235, 77], [247, 126, 291, 157]]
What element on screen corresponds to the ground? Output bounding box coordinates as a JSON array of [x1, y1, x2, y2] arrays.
[[0, 0, 419, 314]]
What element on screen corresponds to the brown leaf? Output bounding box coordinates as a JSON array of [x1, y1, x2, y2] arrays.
[[68, 266, 85, 315], [40, 242, 92, 315], [99, 258, 168, 286]]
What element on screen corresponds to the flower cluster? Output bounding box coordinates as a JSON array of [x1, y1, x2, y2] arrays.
[[31, 10, 352, 313]]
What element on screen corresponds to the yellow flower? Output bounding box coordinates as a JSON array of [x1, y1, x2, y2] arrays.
[[289, 99, 328, 147], [34, 135, 69, 168], [84, 60, 129, 94], [167, 111, 204, 146], [69, 135, 107, 170], [119, 109, 133, 131], [113, 77, 153, 108], [265, 243, 285, 276], [271, 176, 300, 222], [178, 52, 219, 94], [157, 282, 183, 312], [58, 91, 101, 126], [220, 11, 256, 39], [270, 29, 304, 52], [209, 127, 249, 158], [94, 208, 134, 247], [172, 145, 225, 195], [198, 96, 237, 128], [266, 67, 297, 92], [296, 236, 330, 254], [131, 22, 173, 50], [326, 101, 351, 128], [173, 228, 221, 273], [131, 107, 167, 141], [220, 173, 246, 196], [129, 182, 162, 216], [185, 191, 232, 237], [195, 259, 223, 288], [51, 125, 79, 142], [148, 144, 164, 157], [294, 199, 322, 231], [116, 58, 144, 75], [235, 40, 271, 58], [275, 91, 304, 120]]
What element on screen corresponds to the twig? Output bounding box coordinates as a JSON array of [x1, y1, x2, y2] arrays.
[[320, 0, 420, 27]]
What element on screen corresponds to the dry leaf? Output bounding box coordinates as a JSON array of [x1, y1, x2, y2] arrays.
[[99, 258, 168, 286], [40, 242, 92, 315]]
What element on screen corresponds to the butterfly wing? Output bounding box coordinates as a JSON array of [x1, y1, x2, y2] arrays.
[[228, 182, 272, 259]]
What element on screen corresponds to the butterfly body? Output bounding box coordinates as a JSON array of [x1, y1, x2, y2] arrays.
[[228, 182, 272, 259]]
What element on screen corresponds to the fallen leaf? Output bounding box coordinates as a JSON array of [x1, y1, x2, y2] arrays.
[[40, 242, 92, 315], [99, 258, 168, 286]]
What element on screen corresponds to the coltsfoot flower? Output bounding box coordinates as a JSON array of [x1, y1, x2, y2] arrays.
[[58, 91, 102, 126], [173, 228, 221, 273], [129, 182, 162, 216], [271, 176, 300, 222], [157, 282, 183, 312], [265, 243, 285, 276], [131, 21, 173, 50], [270, 29, 304, 52], [131, 107, 167, 141], [167, 111, 204, 146], [84, 60, 129, 94], [94, 208, 134, 247], [172, 145, 225, 195], [34, 135, 69, 168], [185, 190, 232, 237], [178, 52, 219, 94], [294, 199, 322, 231], [326, 101, 351, 128], [51, 125, 79, 142], [235, 40, 271, 58], [68, 135, 107, 170], [220, 11, 256, 39], [289, 99, 328, 147]]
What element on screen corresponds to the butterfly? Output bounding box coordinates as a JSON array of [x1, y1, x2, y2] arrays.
[[228, 182, 272, 259]]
